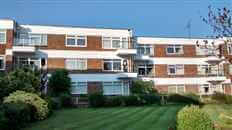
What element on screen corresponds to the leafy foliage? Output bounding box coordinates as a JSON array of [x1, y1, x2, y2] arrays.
[[0, 103, 34, 130], [88, 92, 106, 107], [131, 80, 156, 94], [177, 105, 213, 130], [48, 69, 71, 96], [3, 91, 49, 120], [167, 94, 201, 105], [0, 68, 40, 101], [211, 92, 232, 104]]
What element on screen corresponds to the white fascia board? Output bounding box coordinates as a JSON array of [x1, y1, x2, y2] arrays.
[[0, 19, 15, 30], [150, 58, 210, 65], [20, 25, 132, 37], [141, 77, 230, 85], [69, 74, 122, 82], [136, 37, 224, 45], [36, 50, 122, 59]]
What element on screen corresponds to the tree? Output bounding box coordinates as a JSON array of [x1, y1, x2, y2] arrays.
[[202, 6, 232, 37], [131, 80, 157, 94], [0, 68, 40, 101], [48, 69, 71, 96]]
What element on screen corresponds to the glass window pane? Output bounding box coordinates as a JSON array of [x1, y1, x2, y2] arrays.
[[66, 59, 76, 70], [122, 38, 128, 49], [112, 37, 120, 48], [104, 62, 112, 70], [113, 62, 121, 71], [167, 46, 174, 53], [67, 38, 76, 45], [0, 57, 4, 69], [0, 32, 6, 43], [77, 37, 86, 46]]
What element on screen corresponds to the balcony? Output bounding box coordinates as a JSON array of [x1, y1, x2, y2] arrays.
[[117, 72, 137, 79], [134, 55, 151, 61], [116, 48, 137, 56], [13, 38, 38, 53]]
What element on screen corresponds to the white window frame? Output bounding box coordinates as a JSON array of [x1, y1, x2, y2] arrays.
[[65, 59, 87, 70], [137, 63, 154, 76], [66, 35, 87, 47], [166, 45, 183, 55], [0, 30, 6, 44], [103, 81, 124, 95], [167, 64, 184, 75], [103, 59, 122, 72], [168, 85, 185, 94], [102, 37, 128, 49], [137, 44, 153, 56], [71, 82, 88, 94], [0, 56, 5, 70]]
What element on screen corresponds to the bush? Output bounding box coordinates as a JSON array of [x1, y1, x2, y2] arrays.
[[105, 96, 124, 107], [211, 92, 232, 104], [1, 103, 35, 130], [131, 80, 156, 94], [123, 95, 142, 106], [88, 92, 105, 107], [177, 105, 213, 130], [139, 94, 161, 105], [0, 68, 40, 101], [59, 92, 72, 107], [48, 69, 71, 96], [167, 94, 201, 105], [3, 91, 49, 120]]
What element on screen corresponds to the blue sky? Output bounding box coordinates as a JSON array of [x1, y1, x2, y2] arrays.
[[1, 0, 231, 37]]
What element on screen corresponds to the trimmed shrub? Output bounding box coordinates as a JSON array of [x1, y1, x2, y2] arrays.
[[88, 92, 105, 107], [59, 92, 72, 107], [1, 103, 34, 130], [139, 94, 161, 105], [0, 68, 40, 101], [211, 92, 232, 104], [168, 94, 201, 105], [105, 96, 124, 107], [177, 105, 213, 130], [48, 69, 71, 96], [3, 91, 49, 120], [123, 95, 142, 106], [131, 80, 157, 94]]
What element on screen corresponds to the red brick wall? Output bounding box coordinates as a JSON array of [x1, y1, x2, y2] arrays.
[[154, 45, 196, 57], [87, 59, 102, 72], [185, 85, 199, 93], [184, 65, 198, 77], [41, 34, 115, 51], [47, 58, 65, 70]]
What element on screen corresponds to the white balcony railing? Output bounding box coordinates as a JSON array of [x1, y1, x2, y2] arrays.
[[14, 38, 47, 46]]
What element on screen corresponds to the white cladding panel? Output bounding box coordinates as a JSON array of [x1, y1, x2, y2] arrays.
[[20, 25, 132, 37], [0, 20, 14, 29]]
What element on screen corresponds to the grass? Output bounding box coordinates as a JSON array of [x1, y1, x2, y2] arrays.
[[202, 104, 232, 129], [24, 104, 184, 130]]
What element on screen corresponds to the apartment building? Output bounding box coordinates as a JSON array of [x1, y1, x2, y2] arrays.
[[135, 37, 232, 95], [0, 19, 137, 96], [0, 19, 232, 96]]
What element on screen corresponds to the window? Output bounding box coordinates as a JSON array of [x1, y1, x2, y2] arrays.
[[0, 56, 4, 70], [65, 59, 87, 70], [15, 33, 47, 46], [166, 45, 183, 54], [72, 82, 87, 94], [102, 37, 128, 49], [103, 59, 122, 71], [137, 63, 154, 76], [137, 45, 153, 56], [230, 64, 232, 75], [103, 81, 129, 95], [66, 35, 87, 47], [168, 64, 184, 75], [228, 44, 232, 55], [13, 57, 41, 69], [198, 65, 222, 76], [0, 30, 6, 44], [168, 85, 185, 94]]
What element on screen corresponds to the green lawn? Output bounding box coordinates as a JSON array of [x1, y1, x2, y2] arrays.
[[24, 104, 183, 130], [202, 104, 232, 129]]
